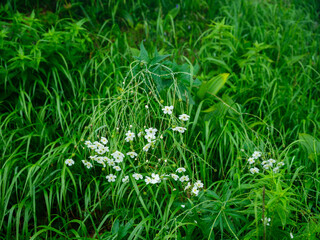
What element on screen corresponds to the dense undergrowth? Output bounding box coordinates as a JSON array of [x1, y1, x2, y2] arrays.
[[1, 0, 320, 239]]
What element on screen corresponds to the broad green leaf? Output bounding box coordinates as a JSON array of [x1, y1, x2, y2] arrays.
[[130, 47, 140, 57], [112, 219, 120, 234], [149, 48, 170, 65], [135, 41, 149, 63], [197, 73, 230, 99]]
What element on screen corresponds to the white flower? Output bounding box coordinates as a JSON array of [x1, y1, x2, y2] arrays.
[[171, 174, 179, 181], [125, 136, 134, 142], [263, 164, 271, 170], [179, 175, 189, 182], [191, 187, 199, 196], [151, 173, 161, 184], [122, 175, 129, 183], [145, 105, 149, 109], [113, 166, 121, 171], [252, 151, 262, 159], [126, 151, 138, 158], [162, 105, 174, 114], [89, 155, 97, 160], [82, 160, 93, 169], [261, 161, 268, 165], [261, 217, 271, 226], [248, 157, 255, 164], [176, 167, 186, 173], [249, 167, 259, 174], [195, 180, 204, 189], [114, 156, 124, 163], [106, 174, 117, 182], [100, 137, 108, 145], [95, 146, 109, 155], [268, 159, 276, 166], [161, 174, 169, 180], [143, 143, 151, 152], [145, 128, 158, 136], [84, 141, 92, 146], [96, 148, 104, 155], [111, 151, 124, 158], [138, 131, 143, 137], [273, 167, 279, 173], [172, 127, 187, 133], [102, 146, 109, 152], [65, 159, 74, 166], [111, 151, 125, 163], [93, 141, 103, 148], [125, 130, 135, 142], [107, 158, 115, 166], [145, 176, 152, 184], [132, 173, 143, 180], [179, 114, 190, 121], [277, 162, 285, 167], [88, 144, 97, 150], [145, 134, 156, 143], [181, 205, 185, 208], [184, 182, 191, 191], [290, 232, 294, 239], [96, 158, 106, 167]]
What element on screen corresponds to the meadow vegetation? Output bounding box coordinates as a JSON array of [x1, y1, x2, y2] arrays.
[[0, 0, 320, 239]]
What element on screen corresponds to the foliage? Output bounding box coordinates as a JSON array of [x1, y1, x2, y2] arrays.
[[1, 0, 320, 239]]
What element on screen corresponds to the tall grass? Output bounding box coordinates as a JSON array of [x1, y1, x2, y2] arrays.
[[1, 0, 320, 239]]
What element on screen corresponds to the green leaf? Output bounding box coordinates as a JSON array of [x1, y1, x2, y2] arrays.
[[112, 219, 120, 234], [205, 57, 232, 72], [118, 219, 134, 239], [202, 94, 234, 113], [130, 47, 140, 57], [298, 133, 320, 162], [205, 190, 221, 200], [166, 5, 180, 21], [135, 41, 149, 63], [277, 206, 287, 227], [197, 73, 230, 99], [121, 10, 134, 28], [149, 48, 170, 65]]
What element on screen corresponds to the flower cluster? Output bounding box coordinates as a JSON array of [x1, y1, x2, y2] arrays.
[[261, 217, 271, 226], [103, 166, 203, 197], [85, 140, 109, 155], [247, 151, 285, 174], [64, 104, 202, 197], [172, 126, 187, 133], [82, 160, 93, 169]]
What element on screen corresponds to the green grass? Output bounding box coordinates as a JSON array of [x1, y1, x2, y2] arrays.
[[1, 0, 320, 239]]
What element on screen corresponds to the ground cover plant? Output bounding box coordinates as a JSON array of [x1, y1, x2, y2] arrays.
[[1, 0, 320, 239]]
